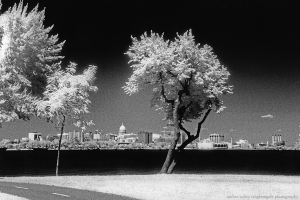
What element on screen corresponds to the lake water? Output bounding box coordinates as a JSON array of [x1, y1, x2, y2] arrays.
[[1, 149, 300, 176]]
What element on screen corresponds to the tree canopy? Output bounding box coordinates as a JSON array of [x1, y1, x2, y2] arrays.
[[0, 1, 64, 123], [124, 30, 233, 123], [36, 62, 98, 130]]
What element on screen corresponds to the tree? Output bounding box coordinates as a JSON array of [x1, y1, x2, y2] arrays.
[[0, 1, 64, 125], [36, 62, 97, 176], [123, 30, 233, 174], [0, 2, 98, 176]]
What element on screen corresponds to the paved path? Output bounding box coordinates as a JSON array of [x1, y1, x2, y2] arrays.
[[0, 182, 139, 200]]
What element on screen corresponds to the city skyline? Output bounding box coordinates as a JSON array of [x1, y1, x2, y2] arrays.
[[1, 0, 300, 146], [3, 122, 295, 148]]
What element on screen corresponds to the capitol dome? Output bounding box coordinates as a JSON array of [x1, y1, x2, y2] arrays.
[[119, 123, 126, 135]]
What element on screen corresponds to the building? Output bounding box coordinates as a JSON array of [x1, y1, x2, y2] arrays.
[[197, 138, 214, 149], [68, 131, 82, 141], [28, 132, 42, 141], [119, 123, 126, 135], [123, 133, 138, 139], [99, 133, 111, 141], [84, 132, 93, 141], [209, 133, 225, 143], [213, 142, 229, 149], [158, 126, 174, 144], [197, 134, 232, 150], [118, 123, 128, 142], [109, 134, 118, 141], [57, 133, 70, 140], [125, 137, 137, 143], [235, 139, 251, 149], [152, 133, 161, 142], [272, 135, 282, 146], [68, 131, 80, 141], [93, 133, 101, 140], [137, 131, 152, 144], [117, 123, 140, 143]]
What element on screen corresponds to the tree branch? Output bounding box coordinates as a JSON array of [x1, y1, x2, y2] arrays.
[[166, 70, 177, 78], [159, 72, 174, 104], [196, 108, 211, 138], [161, 84, 174, 104], [177, 108, 211, 151], [178, 100, 193, 122], [178, 137, 194, 151], [179, 80, 185, 89]]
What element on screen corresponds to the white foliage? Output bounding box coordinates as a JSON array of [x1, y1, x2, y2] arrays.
[[124, 30, 233, 122], [0, 1, 64, 124], [36, 63, 98, 130]]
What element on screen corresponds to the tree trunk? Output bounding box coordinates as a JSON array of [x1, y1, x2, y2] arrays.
[[160, 97, 181, 174], [56, 115, 65, 176], [166, 149, 181, 174], [160, 131, 180, 174], [167, 138, 192, 174], [165, 108, 212, 174]]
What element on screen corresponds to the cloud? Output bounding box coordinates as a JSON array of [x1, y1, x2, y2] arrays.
[[261, 114, 274, 118], [229, 129, 236, 132]]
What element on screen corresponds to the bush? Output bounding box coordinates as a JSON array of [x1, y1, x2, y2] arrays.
[[18, 142, 27, 149], [12, 144, 20, 150], [26, 140, 38, 149], [83, 141, 98, 150], [0, 139, 12, 148], [6, 143, 13, 149], [39, 141, 51, 149]]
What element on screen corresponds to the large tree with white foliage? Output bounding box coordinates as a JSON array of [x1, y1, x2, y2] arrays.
[[0, 1, 64, 124], [0, 1, 98, 176], [124, 30, 233, 174], [36, 62, 98, 176]]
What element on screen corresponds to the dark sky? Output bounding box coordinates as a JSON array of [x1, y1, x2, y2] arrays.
[[1, 0, 300, 145]]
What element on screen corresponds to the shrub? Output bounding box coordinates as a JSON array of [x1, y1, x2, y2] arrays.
[[26, 140, 41, 149], [18, 142, 27, 149], [39, 141, 51, 149]]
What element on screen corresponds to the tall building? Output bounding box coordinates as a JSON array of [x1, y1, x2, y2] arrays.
[[272, 135, 282, 145], [209, 133, 224, 143], [137, 131, 152, 144]]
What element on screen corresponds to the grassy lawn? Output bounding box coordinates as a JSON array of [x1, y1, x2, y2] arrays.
[[1, 174, 300, 200]]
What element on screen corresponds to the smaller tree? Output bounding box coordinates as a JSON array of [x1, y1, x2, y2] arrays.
[[36, 62, 97, 176]]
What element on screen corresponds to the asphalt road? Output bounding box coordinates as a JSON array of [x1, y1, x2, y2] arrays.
[[0, 181, 139, 200]]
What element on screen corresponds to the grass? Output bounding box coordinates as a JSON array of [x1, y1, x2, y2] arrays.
[[1, 174, 300, 200]]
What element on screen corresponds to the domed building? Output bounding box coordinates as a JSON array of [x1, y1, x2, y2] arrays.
[[119, 123, 126, 135]]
